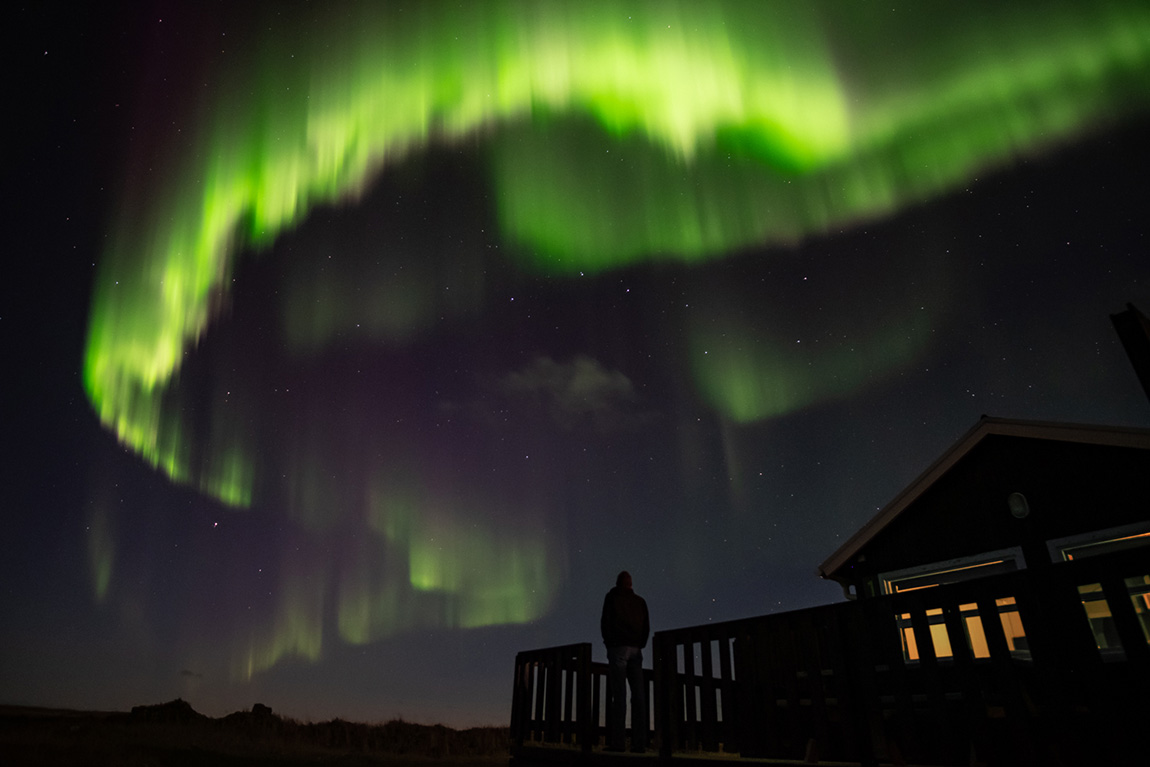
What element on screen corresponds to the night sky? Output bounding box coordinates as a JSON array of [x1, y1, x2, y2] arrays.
[[5, 1, 1150, 728]]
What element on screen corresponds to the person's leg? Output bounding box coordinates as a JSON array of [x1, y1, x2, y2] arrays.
[[606, 646, 627, 751], [626, 648, 648, 752]]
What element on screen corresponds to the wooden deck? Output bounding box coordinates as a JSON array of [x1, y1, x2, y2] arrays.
[[511, 745, 853, 767], [510, 546, 1149, 766]]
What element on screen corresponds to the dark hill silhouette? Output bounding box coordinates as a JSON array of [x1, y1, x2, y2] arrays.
[[0, 700, 509, 766]]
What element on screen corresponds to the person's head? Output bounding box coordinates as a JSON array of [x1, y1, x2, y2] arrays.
[[616, 571, 632, 589]]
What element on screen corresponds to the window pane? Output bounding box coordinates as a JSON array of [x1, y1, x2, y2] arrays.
[[897, 612, 918, 662], [885, 554, 1020, 593], [960, 603, 991, 659], [1126, 575, 1150, 646], [995, 597, 1030, 660], [926, 608, 953, 659], [1061, 531, 1150, 561], [1078, 583, 1125, 659]]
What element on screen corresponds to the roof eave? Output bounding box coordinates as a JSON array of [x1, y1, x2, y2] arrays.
[[817, 416, 1150, 582]]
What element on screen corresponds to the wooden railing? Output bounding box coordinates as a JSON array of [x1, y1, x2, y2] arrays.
[[511, 642, 655, 753], [511, 643, 592, 751], [512, 546, 1149, 766]]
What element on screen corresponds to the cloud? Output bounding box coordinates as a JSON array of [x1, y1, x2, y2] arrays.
[[499, 355, 650, 432]]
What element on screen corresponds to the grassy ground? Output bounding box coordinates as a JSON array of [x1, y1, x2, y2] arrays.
[[0, 701, 511, 767]]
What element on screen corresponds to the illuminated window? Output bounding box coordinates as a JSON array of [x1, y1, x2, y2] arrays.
[[1129, 575, 1150, 645], [927, 608, 953, 658], [1078, 583, 1124, 659], [895, 608, 954, 663], [896, 600, 1027, 663], [959, 602, 991, 659], [896, 612, 919, 661], [1077, 577, 1150, 658], [880, 547, 1026, 595], [995, 597, 1029, 660], [1048, 522, 1150, 562]]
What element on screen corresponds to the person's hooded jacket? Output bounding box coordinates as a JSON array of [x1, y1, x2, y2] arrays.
[[600, 575, 649, 648]]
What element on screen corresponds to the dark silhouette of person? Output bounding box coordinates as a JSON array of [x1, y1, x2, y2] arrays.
[[600, 570, 650, 752]]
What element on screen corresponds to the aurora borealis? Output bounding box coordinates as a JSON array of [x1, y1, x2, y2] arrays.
[[5, 0, 1150, 726]]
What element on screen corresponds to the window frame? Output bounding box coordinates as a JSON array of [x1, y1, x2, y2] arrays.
[[1046, 521, 1150, 562], [878, 546, 1027, 595]]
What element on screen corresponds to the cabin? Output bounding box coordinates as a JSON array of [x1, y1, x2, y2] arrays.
[[509, 417, 1150, 766], [820, 417, 1150, 614]]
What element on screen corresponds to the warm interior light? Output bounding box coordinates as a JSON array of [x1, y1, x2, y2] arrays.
[[889, 559, 1008, 593], [1064, 532, 1150, 561], [995, 597, 1028, 657], [960, 603, 991, 659]]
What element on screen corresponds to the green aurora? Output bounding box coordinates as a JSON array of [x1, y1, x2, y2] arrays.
[[82, 1, 1150, 674]]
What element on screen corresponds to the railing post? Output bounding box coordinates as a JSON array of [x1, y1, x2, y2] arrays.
[[510, 652, 527, 749], [653, 630, 676, 759], [716, 632, 736, 753], [681, 632, 697, 749], [698, 632, 718, 751], [576, 643, 594, 753]]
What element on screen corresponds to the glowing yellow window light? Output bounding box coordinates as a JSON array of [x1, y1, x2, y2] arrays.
[[1063, 532, 1150, 561], [995, 597, 1028, 658], [896, 608, 954, 662], [887, 559, 1010, 593], [1078, 582, 1123, 655], [897, 612, 919, 662], [927, 608, 954, 659], [1128, 575, 1150, 646], [960, 603, 991, 659]]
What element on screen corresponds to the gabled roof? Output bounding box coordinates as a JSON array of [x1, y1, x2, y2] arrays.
[[817, 416, 1150, 581]]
